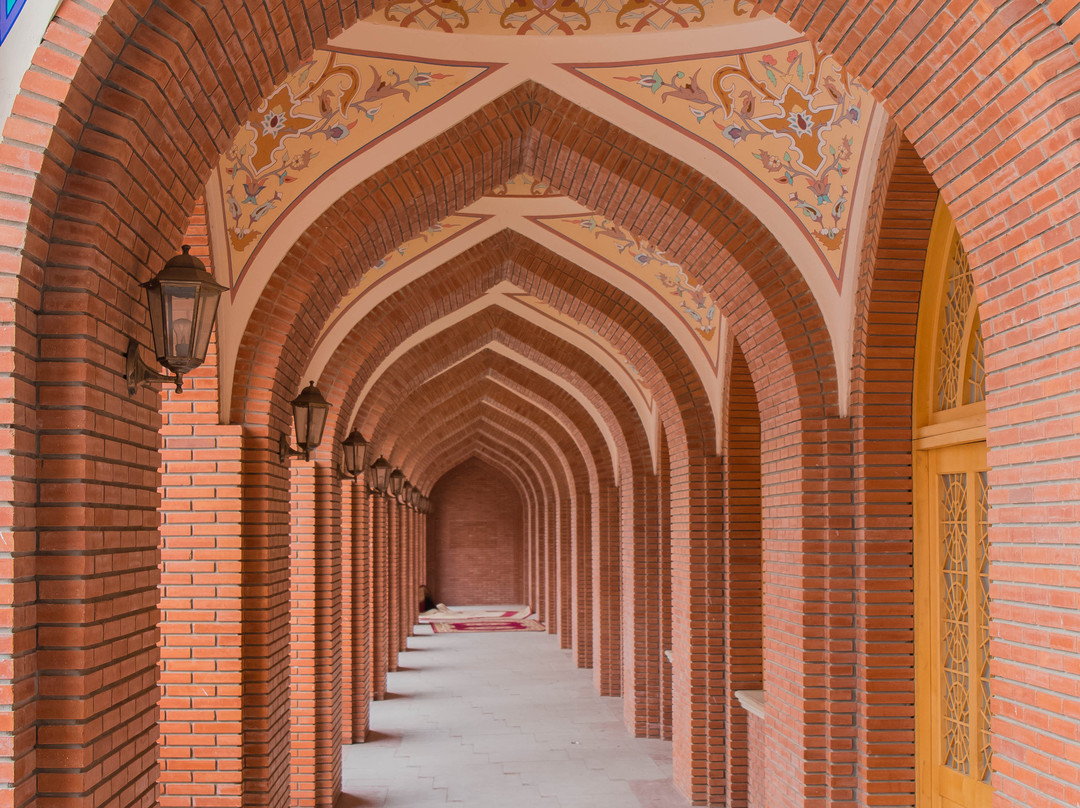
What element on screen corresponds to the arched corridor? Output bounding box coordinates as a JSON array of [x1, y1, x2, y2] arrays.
[[0, 2, 1077, 808]]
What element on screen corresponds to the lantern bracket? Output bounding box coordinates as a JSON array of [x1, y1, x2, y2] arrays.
[[279, 434, 311, 464], [125, 338, 183, 395]]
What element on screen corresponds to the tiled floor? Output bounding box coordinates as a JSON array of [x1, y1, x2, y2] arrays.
[[341, 614, 690, 807]]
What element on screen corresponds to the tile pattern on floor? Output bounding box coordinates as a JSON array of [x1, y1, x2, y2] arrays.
[[341, 618, 690, 807]]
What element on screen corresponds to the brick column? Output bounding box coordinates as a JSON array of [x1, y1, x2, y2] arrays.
[[341, 481, 355, 744], [623, 470, 663, 737], [545, 500, 557, 633], [408, 507, 419, 634], [351, 485, 372, 741], [572, 488, 593, 668], [672, 453, 725, 804], [593, 482, 621, 696], [371, 494, 389, 700], [240, 429, 292, 808], [160, 424, 245, 807], [401, 506, 410, 639], [387, 500, 400, 666], [721, 345, 763, 805], [288, 461, 342, 808], [558, 495, 573, 649]]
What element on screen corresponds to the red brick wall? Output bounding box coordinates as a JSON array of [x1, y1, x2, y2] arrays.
[[427, 458, 525, 605], [747, 710, 765, 808]]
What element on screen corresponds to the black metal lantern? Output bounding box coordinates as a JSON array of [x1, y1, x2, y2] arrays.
[[410, 487, 422, 510], [126, 244, 228, 394], [279, 381, 330, 462], [341, 430, 370, 478], [388, 469, 405, 499], [369, 456, 392, 494]]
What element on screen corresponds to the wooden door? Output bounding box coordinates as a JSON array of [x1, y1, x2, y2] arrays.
[[914, 201, 992, 808]]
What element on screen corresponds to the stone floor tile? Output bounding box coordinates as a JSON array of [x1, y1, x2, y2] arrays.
[[341, 616, 690, 808]]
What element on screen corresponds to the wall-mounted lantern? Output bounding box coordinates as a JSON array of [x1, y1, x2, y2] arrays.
[[126, 245, 228, 394], [369, 456, 392, 494], [279, 381, 330, 463], [341, 430, 370, 479], [388, 469, 405, 499], [401, 482, 413, 509]]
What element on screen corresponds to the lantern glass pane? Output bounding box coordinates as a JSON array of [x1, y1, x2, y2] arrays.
[[145, 283, 168, 369], [192, 287, 223, 364], [370, 459, 391, 492], [162, 282, 197, 366], [305, 403, 329, 451], [344, 441, 359, 475], [293, 401, 310, 446]]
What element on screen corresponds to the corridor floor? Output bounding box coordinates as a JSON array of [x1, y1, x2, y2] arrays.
[[341, 618, 691, 807]]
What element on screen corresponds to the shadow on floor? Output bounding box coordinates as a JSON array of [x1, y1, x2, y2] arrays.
[[337, 794, 377, 807]]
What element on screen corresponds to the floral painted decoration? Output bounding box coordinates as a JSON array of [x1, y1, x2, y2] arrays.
[[381, 0, 739, 35], [217, 49, 490, 289], [563, 216, 718, 342], [570, 40, 876, 287]]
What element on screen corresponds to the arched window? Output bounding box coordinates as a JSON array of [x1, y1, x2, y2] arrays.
[[914, 202, 991, 808]]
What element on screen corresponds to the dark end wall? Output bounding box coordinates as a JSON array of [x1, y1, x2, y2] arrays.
[[426, 457, 525, 605]]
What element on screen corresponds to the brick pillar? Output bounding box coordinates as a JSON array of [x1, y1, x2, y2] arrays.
[[658, 449, 673, 741], [240, 429, 292, 808], [405, 504, 415, 642], [546, 500, 557, 633], [288, 461, 342, 808], [341, 481, 355, 745], [351, 485, 372, 741], [593, 482, 621, 695], [399, 502, 410, 647], [34, 314, 162, 808], [524, 492, 535, 611], [572, 487, 593, 668], [722, 345, 763, 805], [623, 470, 663, 737], [371, 495, 389, 700], [160, 424, 245, 807], [388, 500, 402, 663], [408, 507, 419, 634], [672, 453, 725, 804], [558, 494, 573, 649]]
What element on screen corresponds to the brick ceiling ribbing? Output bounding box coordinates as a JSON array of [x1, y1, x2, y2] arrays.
[[231, 83, 834, 458], [378, 358, 607, 488]]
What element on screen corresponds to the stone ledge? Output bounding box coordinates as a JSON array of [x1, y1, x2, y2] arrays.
[[735, 689, 765, 720]]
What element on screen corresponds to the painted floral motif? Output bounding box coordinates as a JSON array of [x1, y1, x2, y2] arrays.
[[491, 174, 559, 197], [571, 41, 876, 286], [217, 49, 488, 286], [380, 0, 736, 35], [561, 216, 718, 341]]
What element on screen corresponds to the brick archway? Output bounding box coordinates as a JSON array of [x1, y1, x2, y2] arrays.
[[0, 2, 1075, 808]]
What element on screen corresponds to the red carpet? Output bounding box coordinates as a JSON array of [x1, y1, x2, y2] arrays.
[[429, 618, 545, 633]]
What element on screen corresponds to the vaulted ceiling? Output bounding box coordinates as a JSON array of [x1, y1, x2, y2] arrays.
[[205, 9, 892, 487]]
